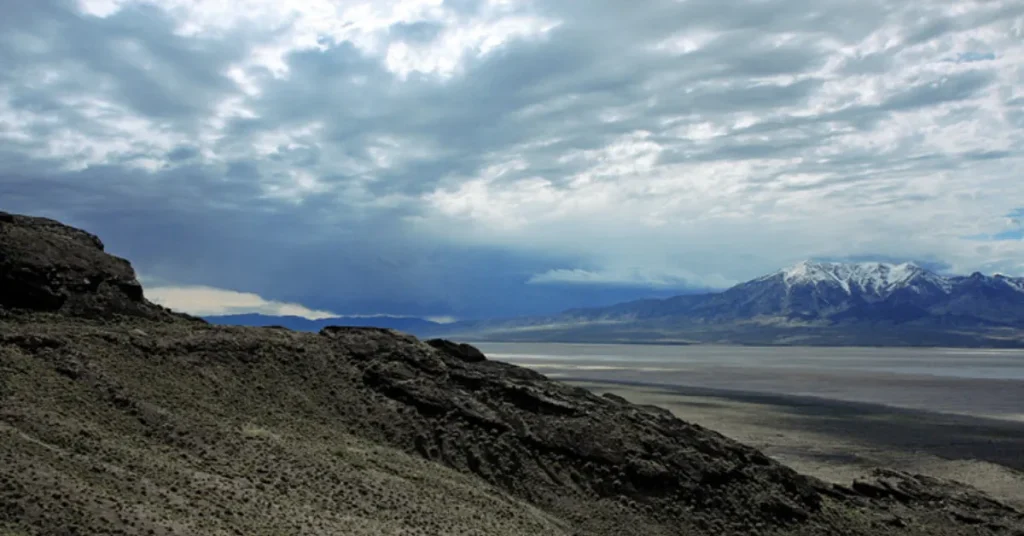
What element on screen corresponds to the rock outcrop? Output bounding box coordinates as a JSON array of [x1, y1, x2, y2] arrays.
[[425, 338, 487, 362], [0, 211, 1022, 535], [0, 211, 187, 321]]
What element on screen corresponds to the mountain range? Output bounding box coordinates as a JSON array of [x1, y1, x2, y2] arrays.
[[205, 313, 446, 337], [206, 261, 1024, 347], [434, 261, 1024, 346]]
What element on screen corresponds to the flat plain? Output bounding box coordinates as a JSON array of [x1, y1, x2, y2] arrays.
[[481, 343, 1024, 507]]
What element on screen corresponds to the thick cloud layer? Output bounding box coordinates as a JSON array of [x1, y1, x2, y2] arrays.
[[1, 0, 1022, 318]]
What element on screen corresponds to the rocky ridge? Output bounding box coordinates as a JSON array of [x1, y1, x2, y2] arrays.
[[0, 212, 188, 322], [1, 211, 1023, 535]]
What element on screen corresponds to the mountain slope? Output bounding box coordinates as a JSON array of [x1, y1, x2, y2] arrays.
[[440, 262, 1024, 346], [2, 212, 1023, 534]]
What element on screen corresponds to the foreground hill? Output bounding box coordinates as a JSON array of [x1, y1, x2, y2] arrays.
[[438, 262, 1024, 346], [1, 211, 1022, 535]]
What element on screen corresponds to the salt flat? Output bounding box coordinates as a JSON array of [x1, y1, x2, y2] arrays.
[[480, 342, 1024, 507], [479, 343, 1024, 420]]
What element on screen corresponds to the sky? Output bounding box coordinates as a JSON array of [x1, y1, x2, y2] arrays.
[[1, 0, 1023, 320]]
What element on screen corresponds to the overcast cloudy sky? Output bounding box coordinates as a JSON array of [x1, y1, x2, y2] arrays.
[[2, 0, 1023, 320]]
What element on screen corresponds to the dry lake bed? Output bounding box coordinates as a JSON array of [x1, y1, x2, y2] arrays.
[[478, 343, 1024, 507]]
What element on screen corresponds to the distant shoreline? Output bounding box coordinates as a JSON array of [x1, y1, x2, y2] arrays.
[[471, 339, 1024, 351]]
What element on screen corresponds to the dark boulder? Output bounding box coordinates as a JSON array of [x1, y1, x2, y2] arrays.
[[425, 338, 487, 363]]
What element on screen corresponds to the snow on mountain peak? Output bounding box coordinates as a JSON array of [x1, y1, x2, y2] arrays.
[[994, 273, 1024, 293], [778, 261, 934, 296], [750, 261, 1024, 297]]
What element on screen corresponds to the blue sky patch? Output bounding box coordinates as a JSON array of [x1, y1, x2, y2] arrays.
[[955, 51, 996, 63]]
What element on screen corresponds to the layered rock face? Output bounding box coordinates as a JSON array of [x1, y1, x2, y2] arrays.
[[0, 211, 1022, 535]]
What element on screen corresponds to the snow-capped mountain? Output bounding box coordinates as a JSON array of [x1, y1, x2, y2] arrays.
[[591, 260, 1024, 325], [438, 262, 1024, 347], [771, 261, 951, 296], [731, 261, 1024, 326]]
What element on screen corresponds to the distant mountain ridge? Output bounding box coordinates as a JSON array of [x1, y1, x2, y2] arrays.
[[205, 313, 444, 337], [436, 261, 1024, 347], [204, 262, 1024, 347]]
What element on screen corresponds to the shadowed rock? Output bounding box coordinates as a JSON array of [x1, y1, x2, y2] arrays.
[[425, 338, 487, 363], [0, 211, 189, 321]]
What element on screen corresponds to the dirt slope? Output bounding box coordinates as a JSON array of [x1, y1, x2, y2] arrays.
[[1, 211, 1022, 535]]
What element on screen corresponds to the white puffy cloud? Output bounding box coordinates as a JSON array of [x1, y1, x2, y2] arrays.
[[528, 268, 737, 290], [77, 0, 558, 78], [414, 0, 1024, 280], [146, 285, 337, 318]]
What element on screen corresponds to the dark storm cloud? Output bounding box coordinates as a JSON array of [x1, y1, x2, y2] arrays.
[[0, 0, 1022, 317], [1, 0, 243, 130], [881, 70, 995, 111], [166, 146, 200, 162]]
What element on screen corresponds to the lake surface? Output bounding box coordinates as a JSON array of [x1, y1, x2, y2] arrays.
[[476, 343, 1024, 421]]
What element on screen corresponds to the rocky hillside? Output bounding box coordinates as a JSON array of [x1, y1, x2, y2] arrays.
[[1, 211, 1023, 535]]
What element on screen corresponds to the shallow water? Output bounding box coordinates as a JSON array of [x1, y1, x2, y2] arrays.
[[477, 343, 1024, 421]]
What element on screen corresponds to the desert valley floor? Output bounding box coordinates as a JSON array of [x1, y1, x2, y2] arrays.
[[481, 342, 1024, 507]]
